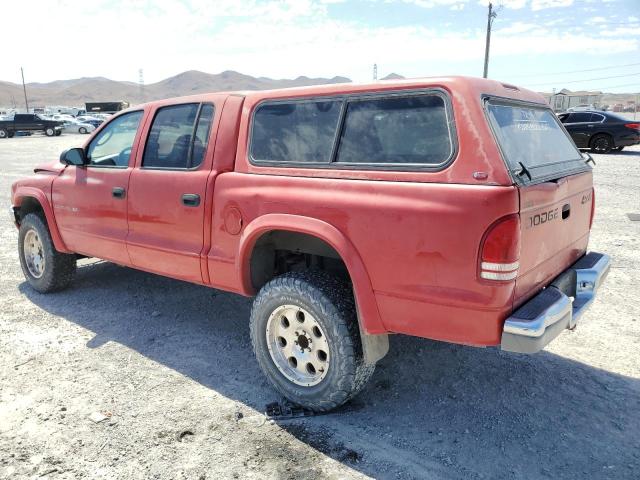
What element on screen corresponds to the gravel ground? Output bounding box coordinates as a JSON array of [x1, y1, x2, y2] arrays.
[[1, 133, 639, 480]]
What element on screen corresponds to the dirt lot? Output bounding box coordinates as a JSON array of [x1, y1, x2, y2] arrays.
[[1, 133, 639, 480]]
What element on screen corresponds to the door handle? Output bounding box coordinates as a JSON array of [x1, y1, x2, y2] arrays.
[[181, 193, 200, 207], [112, 187, 126, 199]]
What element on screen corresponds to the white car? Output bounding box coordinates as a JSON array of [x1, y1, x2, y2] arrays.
[[62, 119, 96, 134], [567, 104, 597, 112]]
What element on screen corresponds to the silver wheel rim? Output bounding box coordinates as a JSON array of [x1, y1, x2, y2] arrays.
[[265, 305, 330, 387], [46, 128, 53, 135], [24, 229, 45, 278], [0, 131, 6, 138]]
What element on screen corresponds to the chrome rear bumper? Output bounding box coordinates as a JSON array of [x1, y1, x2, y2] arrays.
[[501, 252, 611, 354]]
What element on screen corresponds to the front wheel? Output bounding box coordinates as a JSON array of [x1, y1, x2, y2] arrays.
[[79, 127, 87, 134], [0, 128, 8, 138], [18, 213, 76, 293], [250, 270, 375, 412], [44, 127, 55, 137]]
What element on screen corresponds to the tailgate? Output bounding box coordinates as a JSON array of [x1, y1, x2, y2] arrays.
[[515, 171, 593, 305]]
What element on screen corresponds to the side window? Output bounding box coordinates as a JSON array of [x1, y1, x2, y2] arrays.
[[336, 94, 452, 165], [251, 100, 342, 163], [191, 104, 214, 168], [86, 111, 143, 167], [570, 113, 591, 123], [591, 113, 605, 123], [143, 104, 199, 169]]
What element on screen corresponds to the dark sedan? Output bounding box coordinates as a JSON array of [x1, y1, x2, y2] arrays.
[[558, 111, 640, 154]]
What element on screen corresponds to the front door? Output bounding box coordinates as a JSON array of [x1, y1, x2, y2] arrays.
[[52, 110, 145, 264], [126, 101, 218, 283]]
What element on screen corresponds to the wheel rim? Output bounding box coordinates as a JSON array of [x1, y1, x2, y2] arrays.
[[24, 229, 45, 278], [0, 131, 6, 138], [46, 128, 53, 135], [594, 137, 610, 152], [265, 305, 330, 386]]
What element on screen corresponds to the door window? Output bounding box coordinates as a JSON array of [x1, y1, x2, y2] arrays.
[[86, 111, 143, 167], [143, 103, 214, 169], [567, 113, 591, 123]]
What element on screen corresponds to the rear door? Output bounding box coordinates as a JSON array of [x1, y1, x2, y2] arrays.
[[485, 100, 594, 304], [126, 100, 219, 283]]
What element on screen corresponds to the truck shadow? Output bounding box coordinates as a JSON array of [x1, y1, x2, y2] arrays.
[[19, 261, 640, 480]]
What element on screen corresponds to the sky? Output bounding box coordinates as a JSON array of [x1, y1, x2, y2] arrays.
[[2, 0, 639, 93]]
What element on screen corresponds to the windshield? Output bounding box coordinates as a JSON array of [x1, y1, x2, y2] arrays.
[[486, 100, 589, 184]]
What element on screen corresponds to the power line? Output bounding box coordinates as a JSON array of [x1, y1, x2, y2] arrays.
[[589, 82, 640, 91], [510, 62, 640, 78], [525, 72, 640, 87]]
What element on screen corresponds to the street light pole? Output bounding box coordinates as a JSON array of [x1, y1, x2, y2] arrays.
[[20, 67, 29, 112], [483, 3, 497, 79]]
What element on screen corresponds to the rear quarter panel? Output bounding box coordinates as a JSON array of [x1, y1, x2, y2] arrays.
[[208, 174, 520, 346]]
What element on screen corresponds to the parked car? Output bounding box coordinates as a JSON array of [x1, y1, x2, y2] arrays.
[[10, 77, 610, 411], [62, 119, 96, 134], [75, 116, 104, 128], [0, 114, 63, 138], [558, 111, 640, 153]]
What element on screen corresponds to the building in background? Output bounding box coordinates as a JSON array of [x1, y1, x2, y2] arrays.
[[542, 89, 603, 112]]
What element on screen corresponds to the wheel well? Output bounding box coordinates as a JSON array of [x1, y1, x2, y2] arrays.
[[590, 132, 612, 145], [15, 197, 44, 224], [249, 230, 350, 291]]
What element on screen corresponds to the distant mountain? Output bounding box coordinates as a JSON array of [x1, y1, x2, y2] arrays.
[[0, 70, 352, 107], [381, 73, 405, 80]]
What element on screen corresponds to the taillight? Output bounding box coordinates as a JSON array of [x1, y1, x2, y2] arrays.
[[589, 187, 596, 230], [625, 123, 640, 131], [479, 215, 521, 281]]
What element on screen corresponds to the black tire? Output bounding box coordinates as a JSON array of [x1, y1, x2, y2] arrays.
[[79, 127, 87, 134], [590, 134, 613, 154], [44, 127, 55, 137], [18, 213, 76, 293], [250, 270, 375, 412], [0, 128, 8, 139], [55, 130, 62, 136]]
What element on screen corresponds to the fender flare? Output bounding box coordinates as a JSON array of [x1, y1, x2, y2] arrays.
[[13, 187, 72, 254], [237, 213, 386, 336]]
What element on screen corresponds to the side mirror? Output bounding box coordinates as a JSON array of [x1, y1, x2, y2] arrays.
[[60, 147, 87, 166]]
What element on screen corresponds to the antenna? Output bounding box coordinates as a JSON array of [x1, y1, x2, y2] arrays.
[[373, 64, 378, 81]]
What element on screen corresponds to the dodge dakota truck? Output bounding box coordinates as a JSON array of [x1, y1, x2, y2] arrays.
[[10, 77, 610, 411]]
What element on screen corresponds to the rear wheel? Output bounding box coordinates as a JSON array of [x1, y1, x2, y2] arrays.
[[44, 127, 55, 137], [55, 130, 62, 136], [0, 128, 8, 139], [590, 134, 613, 154], [250, 270, 375, 412], [79, 127, 87, 134], [18, 213, 76, 293]]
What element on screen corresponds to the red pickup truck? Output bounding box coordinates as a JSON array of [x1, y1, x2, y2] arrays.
[[11, 77, 610, 411]]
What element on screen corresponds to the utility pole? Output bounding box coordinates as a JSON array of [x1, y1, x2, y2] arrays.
[[483, 3, 498, 79], [373, 63, 378, 81], [20, 67, 29, 112]]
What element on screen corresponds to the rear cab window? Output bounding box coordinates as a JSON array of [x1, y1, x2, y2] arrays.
[[484, 98, 590, 185], [249, 90, 456, 170]]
